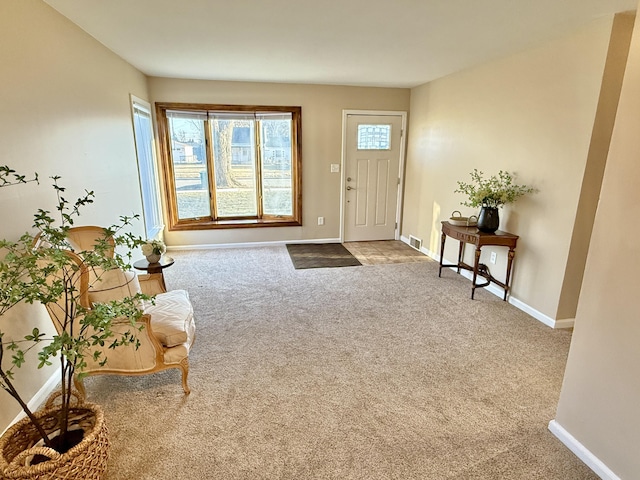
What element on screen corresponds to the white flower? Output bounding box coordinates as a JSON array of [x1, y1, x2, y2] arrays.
[[142, 239, 166, 256]]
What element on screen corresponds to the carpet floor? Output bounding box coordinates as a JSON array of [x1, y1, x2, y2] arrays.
[[84, 246, 595, 480]]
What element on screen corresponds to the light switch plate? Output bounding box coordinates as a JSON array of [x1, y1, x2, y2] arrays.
[[330, 164, 340, 173]]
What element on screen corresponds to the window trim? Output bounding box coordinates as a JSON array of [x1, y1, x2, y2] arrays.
[[155, 102, 302, 231]]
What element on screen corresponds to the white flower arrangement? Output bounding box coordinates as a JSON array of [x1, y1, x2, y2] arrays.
[[141, 239, 166, 257]]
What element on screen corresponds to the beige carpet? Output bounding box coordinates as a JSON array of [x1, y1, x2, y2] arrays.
[[83, 246, 595, 479]]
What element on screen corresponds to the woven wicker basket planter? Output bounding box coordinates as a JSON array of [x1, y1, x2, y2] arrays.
[[0, 395, 109, 480]]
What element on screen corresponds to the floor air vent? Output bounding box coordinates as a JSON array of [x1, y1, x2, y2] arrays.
[[408, 235, 422, 251]]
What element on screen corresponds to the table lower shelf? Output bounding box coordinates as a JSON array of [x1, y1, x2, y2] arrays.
[[439, 261, 510, 300]]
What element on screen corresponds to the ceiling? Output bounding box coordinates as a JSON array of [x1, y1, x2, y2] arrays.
[[44, 0, 637, 88]]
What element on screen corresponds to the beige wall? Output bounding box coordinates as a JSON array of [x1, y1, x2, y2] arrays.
[[556, 13, 635, 319], [403, 17, 622, 320], [148, 78, 410, 247], [554, 2, 640, 477], [0, 0, 149, 431]]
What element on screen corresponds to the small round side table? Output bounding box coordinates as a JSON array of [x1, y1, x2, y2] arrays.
[[133, 256, 174, 293]]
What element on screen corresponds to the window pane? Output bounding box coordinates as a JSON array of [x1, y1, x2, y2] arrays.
[[131, 98, 163, 239], [210, 118, 257, 217], [261, 117, 293, 216], [357, 124, 392, 150], [168, 116, 210, 220]]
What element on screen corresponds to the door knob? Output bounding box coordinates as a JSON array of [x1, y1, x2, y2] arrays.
[[346, 186, 354, 191]]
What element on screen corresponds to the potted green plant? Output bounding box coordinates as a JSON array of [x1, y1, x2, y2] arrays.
[[455, 169, 535, 232], [0, 166, 146, 478]]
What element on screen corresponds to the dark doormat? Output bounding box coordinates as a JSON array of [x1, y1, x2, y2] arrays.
[[286, 243, 362, 269]]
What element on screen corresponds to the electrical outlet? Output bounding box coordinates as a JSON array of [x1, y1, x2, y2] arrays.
[[318, 216, 325, 226], [490, 252, 497, 264]]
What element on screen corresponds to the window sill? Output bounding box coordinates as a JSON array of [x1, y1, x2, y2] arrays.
[[169, 218, 302, 231]]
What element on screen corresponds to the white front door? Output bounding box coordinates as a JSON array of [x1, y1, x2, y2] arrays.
[[343, 113, 404, 242]]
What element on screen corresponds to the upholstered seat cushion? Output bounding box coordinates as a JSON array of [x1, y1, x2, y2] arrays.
[[144, 289, 194, 348], [86, 268, 194, 350]]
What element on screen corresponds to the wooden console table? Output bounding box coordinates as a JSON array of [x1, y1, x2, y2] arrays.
[[438, 221, 519, 300]]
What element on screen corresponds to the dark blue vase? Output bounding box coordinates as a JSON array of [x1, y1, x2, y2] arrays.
[[477, 207, 499, 233]]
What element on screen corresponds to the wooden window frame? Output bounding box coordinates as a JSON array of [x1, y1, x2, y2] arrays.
[[156, 102, 302, 231]]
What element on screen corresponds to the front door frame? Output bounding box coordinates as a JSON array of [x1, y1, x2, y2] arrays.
[[340, 109, 408, 243]]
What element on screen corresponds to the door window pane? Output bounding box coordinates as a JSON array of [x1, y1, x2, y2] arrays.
[[357, 124, 392, 150], [167, 113, 210, 220], [260, 115, 293, 216]]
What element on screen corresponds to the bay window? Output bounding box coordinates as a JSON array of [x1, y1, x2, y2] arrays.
[[156, 103, 302, 230]]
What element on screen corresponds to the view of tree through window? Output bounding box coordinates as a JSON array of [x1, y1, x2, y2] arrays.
[[156, 104, 302, 230]]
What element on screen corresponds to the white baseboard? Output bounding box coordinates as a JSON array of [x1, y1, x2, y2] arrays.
[[551, 317, 576, 329], [168, 238, 341, 251], [548, 420, 620, 480], [506, 295, 570, 329], [2, 367, 60, 437], [400, 235, 574, 329]]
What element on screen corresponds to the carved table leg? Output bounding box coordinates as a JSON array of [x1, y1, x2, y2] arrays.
[[457, 240, 465, 274], [471, 246, 482, 299], [438, 230, 446, 277], [504, 247, 516, 301]]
